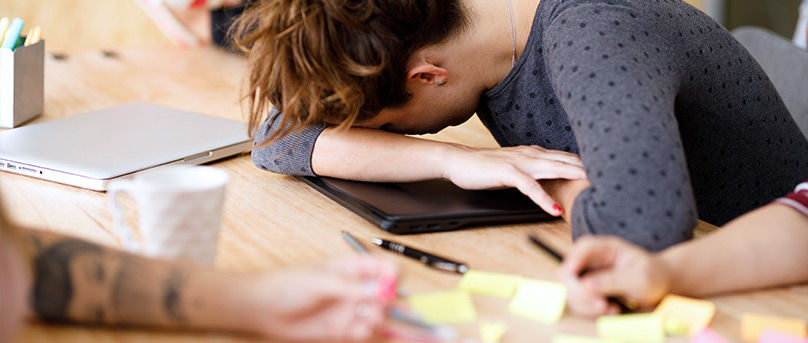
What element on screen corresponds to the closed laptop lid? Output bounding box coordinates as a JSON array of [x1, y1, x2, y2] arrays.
[[0, 102, 250, 182]]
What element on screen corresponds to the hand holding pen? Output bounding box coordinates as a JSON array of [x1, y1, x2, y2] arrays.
[[528, 235, 637, 313], [341, 231, 458, 342]]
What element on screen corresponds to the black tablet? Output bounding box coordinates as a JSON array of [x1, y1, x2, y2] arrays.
[[299, 176, 554, 234]]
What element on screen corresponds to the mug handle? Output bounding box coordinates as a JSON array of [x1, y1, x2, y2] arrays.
[[107, 180, 141, 252]]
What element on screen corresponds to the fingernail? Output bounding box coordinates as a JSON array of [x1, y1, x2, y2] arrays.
[[377, 274, 397, 304], [553, 204, 563, 214]]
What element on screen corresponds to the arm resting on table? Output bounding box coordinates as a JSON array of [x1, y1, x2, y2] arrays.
[[662, 203, 808, 296], [22, 229, 265, 334]]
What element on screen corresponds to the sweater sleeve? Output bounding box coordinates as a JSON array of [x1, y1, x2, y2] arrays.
[[251, 107, 326, 176], [543, 3, 697, 251]]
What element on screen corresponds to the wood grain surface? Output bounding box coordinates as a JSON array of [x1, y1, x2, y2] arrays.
[[2, 46, 805, 343]]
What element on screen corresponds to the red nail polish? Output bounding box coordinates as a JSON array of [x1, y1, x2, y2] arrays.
[[377, 274, 397, 304], [553, 204, 563, 213]]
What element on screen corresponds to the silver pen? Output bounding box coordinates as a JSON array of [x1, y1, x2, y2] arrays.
[[341, 231, 370, 254]]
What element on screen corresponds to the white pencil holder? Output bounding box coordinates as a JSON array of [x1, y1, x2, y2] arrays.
[[0, 40, 44, 128]]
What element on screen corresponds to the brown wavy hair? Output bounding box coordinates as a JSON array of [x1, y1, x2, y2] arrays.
[[233, 0, 468, 146]]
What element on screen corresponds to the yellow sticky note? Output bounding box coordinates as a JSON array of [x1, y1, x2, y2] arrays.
[[507, 280, 566, 324], [408, 290, 477, 324], [458, 270, 525, 297], [480, 320, 508, 343], [551, 334, 624, 343], [740, 313, 807, 342], [597, 313, 665, 343], [664, 318, 689, 336], [654, 294, 716, 335]]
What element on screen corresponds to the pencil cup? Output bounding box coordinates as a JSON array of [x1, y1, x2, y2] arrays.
[[0, 40, 44, 128], [107, 166, 229, 266]]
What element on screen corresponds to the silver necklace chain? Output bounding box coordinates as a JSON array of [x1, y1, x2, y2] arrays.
[[506, 0, 516, 66]]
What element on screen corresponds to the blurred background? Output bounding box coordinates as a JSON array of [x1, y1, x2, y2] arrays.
[[0, 0, 802, 49], [692, 0, 803, 39], [0, 0, 171, 49]]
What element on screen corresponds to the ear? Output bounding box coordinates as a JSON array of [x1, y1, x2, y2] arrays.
[[406, 58, 448, 86]]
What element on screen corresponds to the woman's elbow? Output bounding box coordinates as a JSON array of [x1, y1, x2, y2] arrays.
[[572, 196, 698, 251]]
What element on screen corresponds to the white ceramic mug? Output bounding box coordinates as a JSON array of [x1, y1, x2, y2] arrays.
[[107, 165, 229, 266]]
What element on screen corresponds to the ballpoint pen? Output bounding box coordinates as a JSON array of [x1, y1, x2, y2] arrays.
[[340, 232, 457, 340], [528, 235, 637, 313], [370, 238, 469, 274]]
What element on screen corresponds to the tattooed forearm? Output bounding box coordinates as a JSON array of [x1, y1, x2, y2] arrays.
[[25, 230, 196, 328], [110, 256, 189, 326], [110, 255, 155, 324], [32, 239, 102, 321], [163, 269, 188, 325], [19, 229, 262, 335]]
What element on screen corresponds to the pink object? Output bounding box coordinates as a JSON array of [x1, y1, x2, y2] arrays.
[[757, 330, 808, 343], [377, 274, 397, 305], [132, 0, 204, 47], [382, 328, 441, 343], [691, 328, 731, 343]]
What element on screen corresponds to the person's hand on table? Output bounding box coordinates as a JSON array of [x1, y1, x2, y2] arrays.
[[441, 144, 586, 216], [251, 255, 398, 342], [559, 235, 672, 317]]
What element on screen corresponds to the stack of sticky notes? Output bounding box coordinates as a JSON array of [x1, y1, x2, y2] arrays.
[[480, 320, 508, 343], [741, 313, 807, 342], [410, 271, 808, 343], [408, 290, 478, 324], [507, 280, 567, 324], [458, 270, 568, 324], [587, 294, 718, 343], [654, 294, 716, 336], [458, 270, 525, 298], [409, 270, 569, 325], [408, 269, 568, 342], [597, 313, 666, 343]]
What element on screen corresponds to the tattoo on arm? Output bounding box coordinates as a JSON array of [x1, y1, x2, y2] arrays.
[[32, 239, 102, 321], [163, 269, 189, 325], [28, 232, 193, 328]]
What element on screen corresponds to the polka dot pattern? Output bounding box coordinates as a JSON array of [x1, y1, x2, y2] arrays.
[[253, 0, 808, 252], [252, 108, 320, 176], [479, 0, 808, 251]]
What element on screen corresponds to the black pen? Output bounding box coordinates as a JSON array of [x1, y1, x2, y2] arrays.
[[370, 238, 469, 274], [528, 234, 637, 313], [528, 235, 564, 261], [344, 233, 453, 339]]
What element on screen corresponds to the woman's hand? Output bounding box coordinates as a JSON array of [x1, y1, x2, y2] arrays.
[[251, 255, 398, 342], [559, 235, 672, 317], [441, 144, 586, 215]]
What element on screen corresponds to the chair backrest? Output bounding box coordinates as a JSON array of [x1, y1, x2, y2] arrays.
[[733, 26, 808, 139]]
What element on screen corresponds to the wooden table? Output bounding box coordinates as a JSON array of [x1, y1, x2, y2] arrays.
[[3, 47, 806, 343]]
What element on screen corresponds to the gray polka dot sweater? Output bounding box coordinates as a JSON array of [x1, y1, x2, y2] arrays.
[[252, 0, 808, 251]]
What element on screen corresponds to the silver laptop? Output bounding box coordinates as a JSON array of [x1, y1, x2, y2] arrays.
[[0, 102, 252, 191]]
